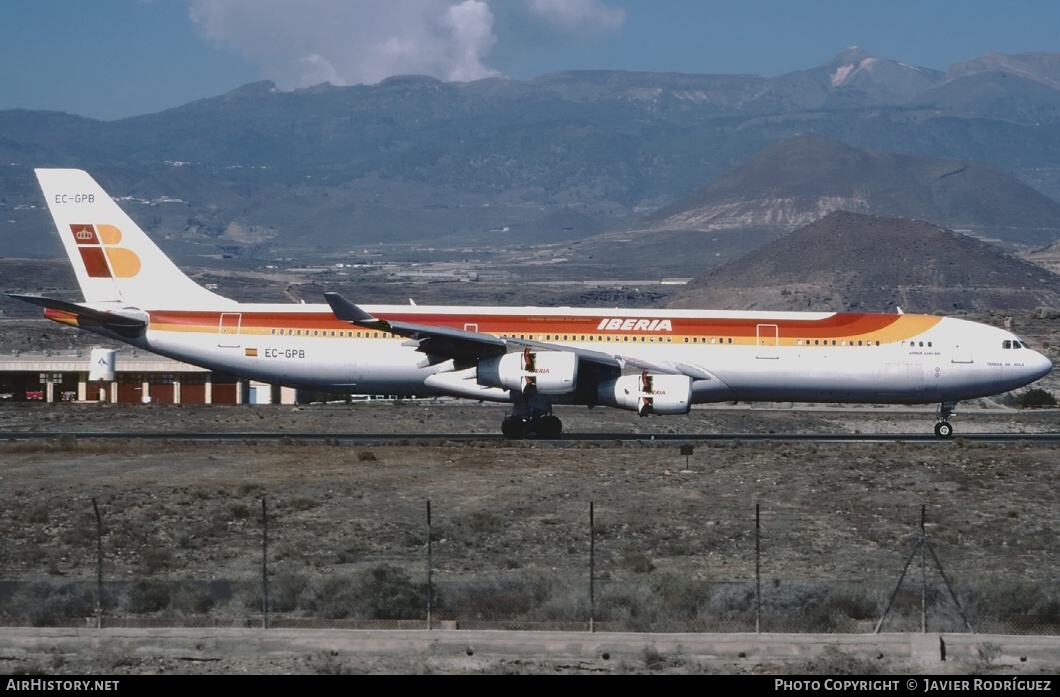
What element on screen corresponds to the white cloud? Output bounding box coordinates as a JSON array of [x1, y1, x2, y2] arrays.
[[189, 0, 500, 88], [443, 0, 498, 81], [526, 0, 625, 32], [298, 54, 344, 86], [187, 0, 624, 88]]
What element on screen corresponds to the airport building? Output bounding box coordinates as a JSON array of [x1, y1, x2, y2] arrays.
[[0, 350, 297, 405]]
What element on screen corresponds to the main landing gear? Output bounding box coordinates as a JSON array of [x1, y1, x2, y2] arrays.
[[501, 404, 562, 440], [934, 401, 957, 439]]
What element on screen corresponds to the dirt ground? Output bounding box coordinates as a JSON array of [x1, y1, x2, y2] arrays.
[[2, 396, 1059, 435], [0, 402, 1059, 674]]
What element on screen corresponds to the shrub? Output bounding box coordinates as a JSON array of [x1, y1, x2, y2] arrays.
[[1035, 307, 1059, 320], [140, 548, 173, 575], [1014, 388, 1057, 409], [302, 566, 425, 620], [171, 584, 216, 614], [6, 581, 95, 626], [461, 511, 502, 535], [125, 580, 171, 613], [620, 550, 655, 574]]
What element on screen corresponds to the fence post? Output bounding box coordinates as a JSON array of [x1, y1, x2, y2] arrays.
[[427, 499, 433, 630], [755, 502, 761, 634], [589, 501, 595, 633], [875, 505, 973, 634], [920, 505, 927, 633], [92, 498, 103, 629], [261, 496, 268, 630]]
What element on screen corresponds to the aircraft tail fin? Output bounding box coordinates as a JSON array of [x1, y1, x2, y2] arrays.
[[34, 169, 229, 309]]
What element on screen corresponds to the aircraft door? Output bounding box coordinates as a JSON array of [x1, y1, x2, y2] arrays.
[[756, 324, 779, 359], [218, 313, 242, 348]]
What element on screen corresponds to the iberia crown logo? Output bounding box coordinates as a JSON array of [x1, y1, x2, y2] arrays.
[[69, 224, 141, 279]]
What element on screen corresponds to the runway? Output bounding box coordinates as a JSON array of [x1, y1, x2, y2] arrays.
[[2, 430, 1059, 444]]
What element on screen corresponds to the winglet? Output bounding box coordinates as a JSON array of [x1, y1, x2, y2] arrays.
[[324, 292, 386, 327]]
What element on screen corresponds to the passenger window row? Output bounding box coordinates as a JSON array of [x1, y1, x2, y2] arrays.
[[796, 339, 881, 347], [269, 329, 389, 338]]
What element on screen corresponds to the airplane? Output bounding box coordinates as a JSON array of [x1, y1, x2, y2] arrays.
[[11, 168, 1054, 439]]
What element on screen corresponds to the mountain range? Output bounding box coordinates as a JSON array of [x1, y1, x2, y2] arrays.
[[3, 48, 1060, 264]]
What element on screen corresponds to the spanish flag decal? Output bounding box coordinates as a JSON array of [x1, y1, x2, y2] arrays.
[[245, 348, 258, 357]]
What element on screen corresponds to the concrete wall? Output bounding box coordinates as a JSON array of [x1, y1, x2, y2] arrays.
[[0, 628, 1056, 674]]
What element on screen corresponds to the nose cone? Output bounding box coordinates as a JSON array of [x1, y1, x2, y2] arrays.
[[1023, 349, 1054, 385]]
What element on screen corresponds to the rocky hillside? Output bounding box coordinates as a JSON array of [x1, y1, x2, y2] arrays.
[[669, 211, 1060, 313], [1023, 238, 1060, 275], [632, 135, 1060, 249]]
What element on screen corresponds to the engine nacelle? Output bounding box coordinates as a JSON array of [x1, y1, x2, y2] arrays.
[[598, 372, 692, 416], [477, 349, 578, 395]]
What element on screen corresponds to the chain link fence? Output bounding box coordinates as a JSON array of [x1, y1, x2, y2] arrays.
[[0, 490, 1056, 634]]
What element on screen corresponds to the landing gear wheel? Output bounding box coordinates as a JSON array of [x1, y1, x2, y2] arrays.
[[934, 421, 954, 439], [501, 417, 527, 440], [533, 414, 563, 439], [934, 401, 957, 439]]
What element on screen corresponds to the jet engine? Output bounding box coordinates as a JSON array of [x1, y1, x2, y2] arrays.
[[598, 372, 692, 416], [477, 349, 578, 395]]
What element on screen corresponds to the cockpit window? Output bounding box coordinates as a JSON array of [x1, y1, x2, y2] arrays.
[[1003, 340, 1012, 349]]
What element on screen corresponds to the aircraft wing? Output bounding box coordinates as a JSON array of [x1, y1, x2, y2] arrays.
[[615, 354, 715, 380], [325, 292, 507, 363], [324, 292, 705, 378]]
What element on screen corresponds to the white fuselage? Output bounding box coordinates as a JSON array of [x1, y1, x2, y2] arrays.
[[78, 302, 1052, 407], [30, 168, 1054, 437]]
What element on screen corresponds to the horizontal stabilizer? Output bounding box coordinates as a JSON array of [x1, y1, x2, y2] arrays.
[[8, 294, 148, 337], [8, 294, 148, 328]]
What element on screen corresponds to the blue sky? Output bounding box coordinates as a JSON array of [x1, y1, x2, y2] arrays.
[[3, 0, 1060, 121]]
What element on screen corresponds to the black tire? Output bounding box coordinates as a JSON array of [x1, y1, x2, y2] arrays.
[[501, 417, 527, 440], [534, 415, 563, 439], [934, 421, 954, 439]]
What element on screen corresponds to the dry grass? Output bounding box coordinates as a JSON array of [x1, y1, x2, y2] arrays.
[[1, 403, 1059, 671]]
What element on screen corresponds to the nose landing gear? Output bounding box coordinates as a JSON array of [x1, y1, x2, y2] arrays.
[[934, 401, 957, 439]]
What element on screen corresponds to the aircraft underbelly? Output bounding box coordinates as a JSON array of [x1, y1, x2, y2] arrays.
[[146, 332, 439, 393], [712, 351, 932, 403], [876, 363, 925, 397]]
